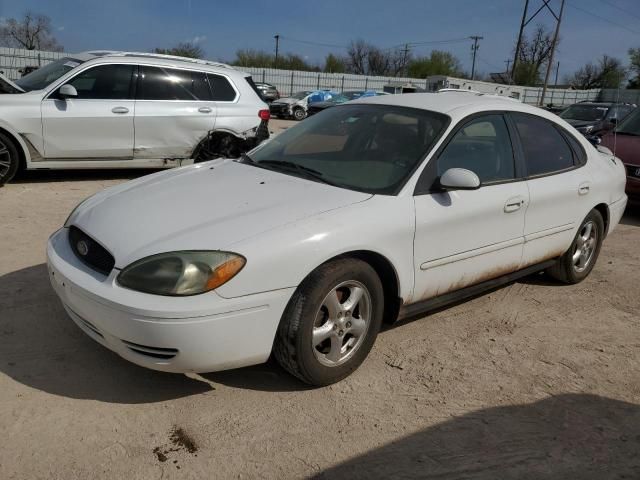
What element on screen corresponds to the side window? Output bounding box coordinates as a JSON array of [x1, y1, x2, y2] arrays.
[[139, 66, 204, 101], [512, 113, 574, 176], [207, 74, 237, 101], [66, 64, 134, 99], [562, 129, 587, 166], [436, 114, 515, 183]]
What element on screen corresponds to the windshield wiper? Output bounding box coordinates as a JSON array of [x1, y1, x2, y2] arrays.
[[256, 159, 338, 187]]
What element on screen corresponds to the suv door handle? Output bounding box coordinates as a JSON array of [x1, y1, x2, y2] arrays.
[[578, 182, 591, 195], [111, 106, 129, 114], [504, 196, 526, 213], [198, 107, 212, 113]]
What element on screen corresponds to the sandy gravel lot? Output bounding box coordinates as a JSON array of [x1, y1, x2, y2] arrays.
[[1, 121, 639, 479]]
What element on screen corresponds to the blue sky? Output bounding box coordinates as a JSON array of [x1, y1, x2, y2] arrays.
[[2, 0, 640, 79]]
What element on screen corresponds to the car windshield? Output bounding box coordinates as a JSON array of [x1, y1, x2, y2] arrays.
[[615, 109, 640, 135], [290, 91, 311, 100], [247, 104, 449, 195], [560, 104, 608, 122], [15, 57, 84, 91]]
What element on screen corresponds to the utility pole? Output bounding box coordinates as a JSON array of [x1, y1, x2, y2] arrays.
[[511, 0, 530, 82], [540, 0, 565, 106], [274, 34, 280, 68], [470, 36, 483, 80], [505, 59, 513, 84], [401, 43, 410, 77], [553, 60, 560, 88]]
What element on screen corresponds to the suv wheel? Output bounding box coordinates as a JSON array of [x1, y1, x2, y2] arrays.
[[0, 132, 20, 186], [273, 258, 384, 386]]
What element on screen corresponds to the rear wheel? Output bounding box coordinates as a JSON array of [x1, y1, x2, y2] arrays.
[[546, 209, 604, 284], [273, 259, 384, 386], [0, 132, 20, 186]]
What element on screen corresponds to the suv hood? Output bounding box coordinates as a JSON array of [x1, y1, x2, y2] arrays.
[[0, 73, 25, 93], [69, 160, 371, 268]]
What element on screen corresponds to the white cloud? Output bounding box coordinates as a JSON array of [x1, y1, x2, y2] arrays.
[[57, 26, 65, 31], [189, 35, 206, 44]]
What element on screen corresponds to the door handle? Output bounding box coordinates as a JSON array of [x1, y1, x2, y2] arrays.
[[504, 196, 525, 213], [111, 106, 129, 114], [198, 107, 212, 113], [578, 182, 591, 195]]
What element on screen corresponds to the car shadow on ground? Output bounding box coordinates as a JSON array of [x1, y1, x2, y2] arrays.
[[313, 393, 640, 479], [12, 168, 161, 184], [620, 204, 640, 227], [0, 264, 213, 403]]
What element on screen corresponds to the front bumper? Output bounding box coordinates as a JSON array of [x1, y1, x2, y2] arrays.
[[46, 228, 294, 373], [269, 103, 292, 117]]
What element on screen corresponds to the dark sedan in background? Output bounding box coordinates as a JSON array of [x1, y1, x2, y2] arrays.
[[255, 82, 280, 102], [601, 108, 640, 202], [560, 102, 636, 137]]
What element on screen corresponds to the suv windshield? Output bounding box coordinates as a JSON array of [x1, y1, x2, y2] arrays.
[[247, 104, 449, 194], [560, 104, 608, 122], [15, 57, 84, 91]]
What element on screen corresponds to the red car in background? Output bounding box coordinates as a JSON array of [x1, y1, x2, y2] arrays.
[[601, 109, 640, 203]]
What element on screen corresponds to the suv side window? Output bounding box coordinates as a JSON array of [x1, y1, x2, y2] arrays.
[[511, 113, 574, 176], [65, 64, 135, 99], [207, 74, 237, 101], [138, 66, 212, 101], [436, 114, 515, 183]]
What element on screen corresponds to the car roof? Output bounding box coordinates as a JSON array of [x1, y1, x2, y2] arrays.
[[353, 91, 542, 117]]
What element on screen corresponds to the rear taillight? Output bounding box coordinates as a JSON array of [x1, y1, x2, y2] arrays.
[[258, 109, 270, 121]]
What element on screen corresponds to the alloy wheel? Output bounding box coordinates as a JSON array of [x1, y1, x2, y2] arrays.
[[572, 220, 598, 273]]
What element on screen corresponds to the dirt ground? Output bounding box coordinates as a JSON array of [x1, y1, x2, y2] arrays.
[[1, 120, 639, 479]]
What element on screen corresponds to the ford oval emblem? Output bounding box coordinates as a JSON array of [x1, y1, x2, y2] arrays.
[[77, 240, 89, 256]]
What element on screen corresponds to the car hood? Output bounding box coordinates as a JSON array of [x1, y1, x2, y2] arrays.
[[564, 119, 599, 128], [272, 97, 305, 106], [69, 160, 372, 268], [0, 73, 24, 93], [601, 133, 640, 166]]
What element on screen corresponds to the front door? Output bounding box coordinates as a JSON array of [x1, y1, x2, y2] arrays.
[[412, 113, 528, 302], [41, 63, 135, 159]]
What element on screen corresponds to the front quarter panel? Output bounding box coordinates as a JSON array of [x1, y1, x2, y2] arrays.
[[215, 194, 416, 302]]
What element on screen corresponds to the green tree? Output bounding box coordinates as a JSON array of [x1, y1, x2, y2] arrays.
[[154, 42, 204, 59], [566, 55, 627, 89], [324, 53, 345, 73], [232, 49, 318, 71], [407, 50, 463, 78], [512, 25, 556, 86]]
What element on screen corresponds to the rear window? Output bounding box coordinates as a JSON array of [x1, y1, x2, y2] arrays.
[[208, 74, 237, 101], [245, 76, 265, 100]]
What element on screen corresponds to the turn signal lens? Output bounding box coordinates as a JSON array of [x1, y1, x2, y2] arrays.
[[205, 256, 246, 290]]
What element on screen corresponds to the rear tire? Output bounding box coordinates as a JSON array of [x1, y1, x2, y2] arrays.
[[546, 209, 604, 284], [273, 259, 384, 386], [0, 132, 20, 186]]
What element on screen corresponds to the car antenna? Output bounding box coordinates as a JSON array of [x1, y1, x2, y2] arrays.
[[613, 76, 621, 157]]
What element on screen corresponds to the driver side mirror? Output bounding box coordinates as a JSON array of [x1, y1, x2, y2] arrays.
[[439, 168, 481, 190], [58, 84, 78, 99]]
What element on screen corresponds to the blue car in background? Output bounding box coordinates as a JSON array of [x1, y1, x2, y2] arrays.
[[306, 90, 381, 116]]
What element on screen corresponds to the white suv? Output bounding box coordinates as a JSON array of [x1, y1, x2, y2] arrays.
[[0, 51, 270, 185]]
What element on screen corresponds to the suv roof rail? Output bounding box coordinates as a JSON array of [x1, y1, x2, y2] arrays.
[[87, 51, 235, 70]]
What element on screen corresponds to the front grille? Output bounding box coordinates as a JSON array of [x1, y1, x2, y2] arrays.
[[68, 226, 115, 275], [121, 340, 179, 360], [269, 103, 289, 115], [625, 164, 640, 179]]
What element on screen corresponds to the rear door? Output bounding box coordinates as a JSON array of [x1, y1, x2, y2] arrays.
[[133, 66, 217, 159], [509, 112, 593, 266], [41, 63, 135, 159]]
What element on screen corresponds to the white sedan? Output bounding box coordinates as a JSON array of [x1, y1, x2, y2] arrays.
[[47, 92, 628, 386]]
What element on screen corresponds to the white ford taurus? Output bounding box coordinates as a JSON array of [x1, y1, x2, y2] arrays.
[[47, 92, 628, 386]]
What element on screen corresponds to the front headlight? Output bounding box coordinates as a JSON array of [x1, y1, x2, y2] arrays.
[[117, 251, 245, 296]]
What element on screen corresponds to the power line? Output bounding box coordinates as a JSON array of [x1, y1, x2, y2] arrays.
[[278, 36, 348, 50], [567, 2, 640, 35], [599, 0, 640, 22]]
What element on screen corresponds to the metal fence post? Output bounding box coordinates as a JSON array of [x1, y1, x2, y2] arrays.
[[341, 75, 345, 92], [290, 71, 294, 96], [262, 69, 265, 83], [317, 73, 320, 89], [365, 77, 368, 90]]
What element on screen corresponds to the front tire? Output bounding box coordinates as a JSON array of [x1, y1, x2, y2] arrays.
[[292, 107, 306, 121], [274, 259, 384, 386], [0, 132, 20, 186], [546, 209, 604, 284]]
